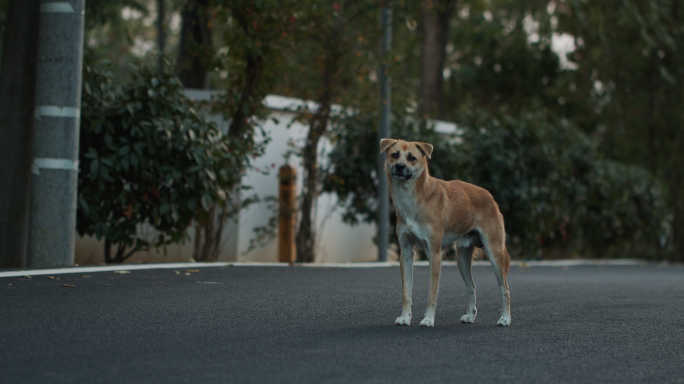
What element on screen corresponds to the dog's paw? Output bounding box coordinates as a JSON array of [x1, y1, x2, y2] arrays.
[[419, 317, 435, 327], [497, 315, 511, 326], [395, 314, 411, 326], [460, 314, 476, 323]]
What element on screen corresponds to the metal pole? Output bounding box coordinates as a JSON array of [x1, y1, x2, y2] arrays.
[[27, 0, 85, 268], [377, 7, 391, 262]]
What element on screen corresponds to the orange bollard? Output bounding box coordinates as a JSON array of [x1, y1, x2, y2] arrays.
[[278, 165, 297, 263]]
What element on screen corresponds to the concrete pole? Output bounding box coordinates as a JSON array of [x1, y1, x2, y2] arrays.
[[377, 7, 392, 262], [27, 1, 85, 268]]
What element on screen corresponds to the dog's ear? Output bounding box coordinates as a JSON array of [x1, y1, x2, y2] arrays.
[[414, 142, 434, 159], [379, 138, 399, 154]]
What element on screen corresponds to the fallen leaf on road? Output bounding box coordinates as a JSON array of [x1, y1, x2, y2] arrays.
[[23, 275, 31, 279], [62, 284, 76, 288], [185, 273, 191, 275], [114, 271, 131, 274], [46, 276, 55, 279], [174, 271, 180, 275], [8, 284, 12, 286], [186, 269, 200, 273]]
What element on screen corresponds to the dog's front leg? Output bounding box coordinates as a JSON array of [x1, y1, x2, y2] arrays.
[[395, 243, 414, 326], [420, 243, 442, 327]]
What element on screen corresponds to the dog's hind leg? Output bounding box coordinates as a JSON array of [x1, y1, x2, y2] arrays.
[[420, 242, 442, 327], [395, 243, 414, 326], [456, 245, 477, 323], [483, 240, 511, 326]]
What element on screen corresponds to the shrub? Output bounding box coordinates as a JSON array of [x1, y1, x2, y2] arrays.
[[323, 109, 668, 259], [77, 60, 260, 263]]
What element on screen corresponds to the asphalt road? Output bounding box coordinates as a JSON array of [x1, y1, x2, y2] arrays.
[[1, 263, 683, 384]]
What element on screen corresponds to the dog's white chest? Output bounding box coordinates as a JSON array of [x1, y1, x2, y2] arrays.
[[393, 185, 429, 240]]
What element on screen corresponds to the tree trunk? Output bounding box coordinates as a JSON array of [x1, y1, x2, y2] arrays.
[[419, 0, 456, 118], [295, 64, 334, 263], [295, 120, 324, 263], [178, 0, 221, 261], [228, 55, 264, 140], [104, 238, 146, 264], [671, 192, 684, 262], [157, 0, 166, 72], [194, 204, 217, 262], [0, 0, 40, 268], [667, 127, 684, 262], [177, 0, 211, 88]]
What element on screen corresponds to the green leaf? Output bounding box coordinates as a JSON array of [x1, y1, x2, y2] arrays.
[[201, 195, 210, 211], [89, 159, 99, 176]]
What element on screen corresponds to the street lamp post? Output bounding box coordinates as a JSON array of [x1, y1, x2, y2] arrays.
[[377, 6, 391, 262]]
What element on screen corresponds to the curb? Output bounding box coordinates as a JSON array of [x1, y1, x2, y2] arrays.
[[0, 259, 664, 278]]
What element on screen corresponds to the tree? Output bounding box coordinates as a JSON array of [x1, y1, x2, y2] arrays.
[[555, 0, 684, 260], [173, 0, 292, 262], [279, 0, 379, 262], [0, 0, 40, 268]]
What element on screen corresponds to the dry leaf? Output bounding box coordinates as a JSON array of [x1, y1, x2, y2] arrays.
[[174, 271, 180, 275], [186, 269, 200, 273], [62, 284, 76, 288], [8, 284, 12, 286], [23, 275, 31, 279], [46, 276, 55, 279], [114, 271, 131, 274], [184, 273, 191, 276]]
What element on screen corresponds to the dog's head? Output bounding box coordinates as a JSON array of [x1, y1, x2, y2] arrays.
[[379, 139, 434, 181]]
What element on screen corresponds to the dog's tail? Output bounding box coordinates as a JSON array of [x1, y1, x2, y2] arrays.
[[474, 246, 510, 274], [503, 246, 511, 275], [473, 247, 487, 260]]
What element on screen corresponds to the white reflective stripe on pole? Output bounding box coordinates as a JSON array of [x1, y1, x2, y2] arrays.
[[35, 106, 80, 119], [31, 158, 79, 175], [40, 3, 75, 13]]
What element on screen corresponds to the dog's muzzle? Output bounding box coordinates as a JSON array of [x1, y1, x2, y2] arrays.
[[391, 163, 412, 180]]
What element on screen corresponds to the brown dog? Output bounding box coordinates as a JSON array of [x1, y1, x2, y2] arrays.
[[380, 138, 511, 327]]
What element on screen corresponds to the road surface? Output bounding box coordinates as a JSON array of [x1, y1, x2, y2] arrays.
[[1, 263, 683, 383]]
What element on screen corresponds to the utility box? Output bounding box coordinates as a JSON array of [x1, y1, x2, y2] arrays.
[[278, 165, 297, 263]]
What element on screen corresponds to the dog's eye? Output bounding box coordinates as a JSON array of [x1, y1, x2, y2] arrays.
[[407, 153, 416, 161], [391, 152, 400, 159]]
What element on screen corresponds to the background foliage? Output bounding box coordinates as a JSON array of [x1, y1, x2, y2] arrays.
[[324, 108, 667, 259], [0, 0, 680, 261]]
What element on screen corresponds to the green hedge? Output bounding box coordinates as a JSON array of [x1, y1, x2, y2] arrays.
[[323, 109, 668, 259]]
